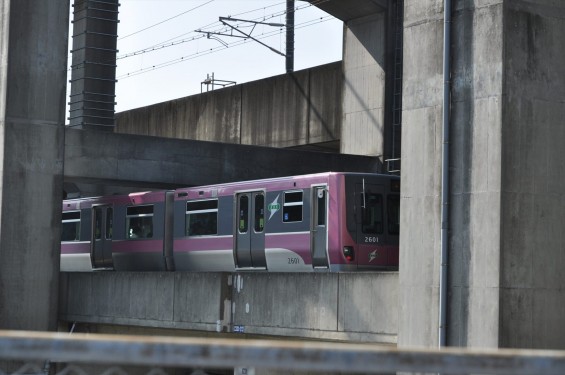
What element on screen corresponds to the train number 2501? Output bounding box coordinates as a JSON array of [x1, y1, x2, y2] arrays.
[[364, 236, 378, 243]]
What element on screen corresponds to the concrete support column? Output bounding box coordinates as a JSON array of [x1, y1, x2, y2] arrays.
[[399, 0, 565, 350], [341, 12, 386, 161], [0, 1, 69, 330], [499, 1, 565, 349]]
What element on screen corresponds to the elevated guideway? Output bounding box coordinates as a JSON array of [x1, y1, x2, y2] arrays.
[[59, 272, 398, 344]]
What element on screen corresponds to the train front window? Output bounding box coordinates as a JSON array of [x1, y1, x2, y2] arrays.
[[186, 199, 218, 236], [361, 193, 383, 234], [61, 211, 80, 241], [126, 205, 154, 239], [387, 195, 400, 235]]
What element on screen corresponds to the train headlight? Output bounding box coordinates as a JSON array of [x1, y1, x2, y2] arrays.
[[343, 246, 355, 262]]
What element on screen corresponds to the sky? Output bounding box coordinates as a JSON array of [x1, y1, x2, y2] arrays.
[[67, 0, 343, 115]]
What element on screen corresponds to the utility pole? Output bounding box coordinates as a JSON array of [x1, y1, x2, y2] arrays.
[[286, 0, 295, 73]]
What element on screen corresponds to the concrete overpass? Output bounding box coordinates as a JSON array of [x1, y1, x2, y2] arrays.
[[63, 127, 381, 191], [2, 1, 565, 369]]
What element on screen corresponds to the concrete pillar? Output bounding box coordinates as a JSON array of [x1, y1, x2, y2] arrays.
[[399, 0, 565, 349], [499, 1, 565, 349], [0, 1, 69, 330], [341, 12, 387, 161]]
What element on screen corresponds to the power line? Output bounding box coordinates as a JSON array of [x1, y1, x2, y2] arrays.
[[118, 0, 215, 41], [117, 0, 330, 61], [116, 15, 334, 80]]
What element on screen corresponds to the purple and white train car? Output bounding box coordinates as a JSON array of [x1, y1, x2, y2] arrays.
[[60, 172, 399, 272], [61, 191, 174, 272], [173, 172, 399, 272]]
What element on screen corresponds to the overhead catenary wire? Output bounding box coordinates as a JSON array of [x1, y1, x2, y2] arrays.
[[116, 15, 334, 80], [66, 0, 334, 74], [116, 0, 331, 60], [118, 0, 215, 41]]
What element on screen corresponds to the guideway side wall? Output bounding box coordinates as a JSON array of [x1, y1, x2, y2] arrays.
[[59, 272, 399, 344]]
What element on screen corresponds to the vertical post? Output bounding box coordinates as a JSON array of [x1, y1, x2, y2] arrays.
[[0, 0, 69, 331], [439, 0, 452, 348], [286, 0, 294, 73]]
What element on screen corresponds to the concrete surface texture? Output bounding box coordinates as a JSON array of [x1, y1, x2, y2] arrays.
[[59, 272, 398, 344], [399, 0, 565, 350], [500, 0, 565, 349], [115, 62, 342, 149], [341, 12, 387, 158], [0, 0, 69, 330], [63, 128, 382, 190]]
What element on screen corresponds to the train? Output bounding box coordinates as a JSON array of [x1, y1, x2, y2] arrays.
[[61, 172, 400, 272]]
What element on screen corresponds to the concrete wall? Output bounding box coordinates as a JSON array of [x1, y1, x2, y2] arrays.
[[398, 0, 445, 348], [341, 12, 387, 158], [500, 1, 565, 349], [59, 272, 398, 344], [399, 0, 565, 351], [0, 0, 68, 331], [115, 62, 342, 149]]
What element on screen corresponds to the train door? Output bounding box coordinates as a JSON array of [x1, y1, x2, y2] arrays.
[[234, 191, 266, 269], [356, 182, 387, 267], [91, 205, 114, 269], [311, 186, 329, 268]]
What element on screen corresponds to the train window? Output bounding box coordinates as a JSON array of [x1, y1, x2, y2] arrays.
[[387, 195, 400, 235], [186, 199, 218, 236], [126, 205, 154, 239], [61, 211, 80, 241], [239, 196, 249, 233], [361, 193, 383, 234], [283, 191, 303, 222], [106, 207, 113, 240], [94, 207, 103, 240], [316, 189, 326, 226], [254, 194, 265, 233]]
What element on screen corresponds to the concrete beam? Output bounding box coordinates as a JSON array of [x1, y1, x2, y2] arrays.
[[63, 128, 382, 189], [305, 0, 387, 22]]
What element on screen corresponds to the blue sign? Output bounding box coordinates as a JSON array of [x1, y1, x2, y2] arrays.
[[233, 325, 245, 333]]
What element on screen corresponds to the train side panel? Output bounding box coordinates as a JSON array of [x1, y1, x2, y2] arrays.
[[61, 172, 399, 273], [173, 193, 236, 272]]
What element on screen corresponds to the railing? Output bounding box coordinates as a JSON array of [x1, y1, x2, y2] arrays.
[[1, 330, 565, 374]]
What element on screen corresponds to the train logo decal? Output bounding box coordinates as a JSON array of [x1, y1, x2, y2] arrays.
[[267, 194, 281, 220], [369, 249, 378, 262]]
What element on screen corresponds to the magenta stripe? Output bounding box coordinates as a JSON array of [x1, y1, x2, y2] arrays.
[[174, 236, 233, 252], [61, 242, 89, 255], [111, 239, 164, 253]]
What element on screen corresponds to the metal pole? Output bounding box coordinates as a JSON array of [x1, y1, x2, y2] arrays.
[[286, 0, 294, 73], [439, 0, 452, 348]]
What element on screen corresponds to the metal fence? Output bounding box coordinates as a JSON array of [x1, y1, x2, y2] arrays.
[[1, 330, 565, 375]]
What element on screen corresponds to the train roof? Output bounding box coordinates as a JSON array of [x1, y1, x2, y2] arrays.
[[63, 172, 398, 207]]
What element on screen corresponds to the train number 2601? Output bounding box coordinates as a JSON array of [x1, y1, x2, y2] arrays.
[[364, 236, 378, 243], [288, 257, 300, 264]]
